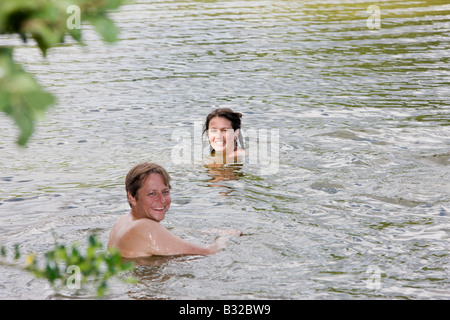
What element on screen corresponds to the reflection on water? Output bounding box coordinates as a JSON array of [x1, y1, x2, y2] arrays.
[[206, 163, 243, 182], [205, 163, 244, 195], [1, 0, 449, 299]]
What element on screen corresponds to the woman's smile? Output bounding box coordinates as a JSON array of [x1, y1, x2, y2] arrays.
[[208, 116, 237, 153]]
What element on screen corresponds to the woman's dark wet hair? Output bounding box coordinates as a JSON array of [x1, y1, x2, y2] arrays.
[[203, 108, 242, 134]]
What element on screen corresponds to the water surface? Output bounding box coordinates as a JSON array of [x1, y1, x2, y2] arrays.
[[0, 0, 449, 299]]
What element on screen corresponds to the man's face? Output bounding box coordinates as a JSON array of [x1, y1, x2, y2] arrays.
[[129, 173, 171, 222]]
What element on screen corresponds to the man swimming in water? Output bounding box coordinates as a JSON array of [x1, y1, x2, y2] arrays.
[[108, 162, 241, 258]]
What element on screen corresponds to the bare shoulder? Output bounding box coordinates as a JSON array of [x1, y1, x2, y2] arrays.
[[108, 214, 162, 257], [236, 148, 247, 156], [233, 148, 247, 160], [129, 216, 164, 234], [111, 213, 158, 233]]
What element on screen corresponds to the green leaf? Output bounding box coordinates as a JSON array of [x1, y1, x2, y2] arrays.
[[14, 244, 20, 260], [24, 20, 62, 56], [0, 47, 55, 146], [87, 14, 119, 43], [2, 234, 135, 298], [0, 0, 131, 145]]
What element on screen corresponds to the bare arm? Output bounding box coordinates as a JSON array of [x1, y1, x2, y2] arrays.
[[137, 220, 228, 256]]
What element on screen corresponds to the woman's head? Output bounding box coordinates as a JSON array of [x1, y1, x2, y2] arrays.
[[204, 108, 242, 132], [203, 108, 243, 153], [125, 162, 171, 208]]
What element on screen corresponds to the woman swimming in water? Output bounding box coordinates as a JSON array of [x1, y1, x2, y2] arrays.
[[203, 108, 246, 164]]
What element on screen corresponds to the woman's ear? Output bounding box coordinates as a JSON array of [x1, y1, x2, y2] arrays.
[[127, 192, 136, 207]]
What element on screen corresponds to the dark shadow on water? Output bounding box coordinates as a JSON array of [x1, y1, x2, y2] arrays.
[[124, 254, 200, 268], [123, 255, 203, 299]]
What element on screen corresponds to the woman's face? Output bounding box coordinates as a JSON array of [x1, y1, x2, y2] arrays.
[[207, 116, 239, 153]]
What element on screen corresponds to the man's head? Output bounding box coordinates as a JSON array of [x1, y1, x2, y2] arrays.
[[125, 162, 172, 221]]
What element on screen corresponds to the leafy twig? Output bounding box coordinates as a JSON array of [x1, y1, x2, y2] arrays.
[[1, 234, 135, 298]]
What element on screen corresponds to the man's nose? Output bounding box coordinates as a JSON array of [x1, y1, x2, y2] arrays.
[[155, 193, 166, 204]]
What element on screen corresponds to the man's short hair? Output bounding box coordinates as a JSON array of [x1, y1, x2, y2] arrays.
[[125, 162, 171, 207]]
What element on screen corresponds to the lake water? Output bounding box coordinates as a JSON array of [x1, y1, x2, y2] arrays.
[[0, 0, 449, 299]]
